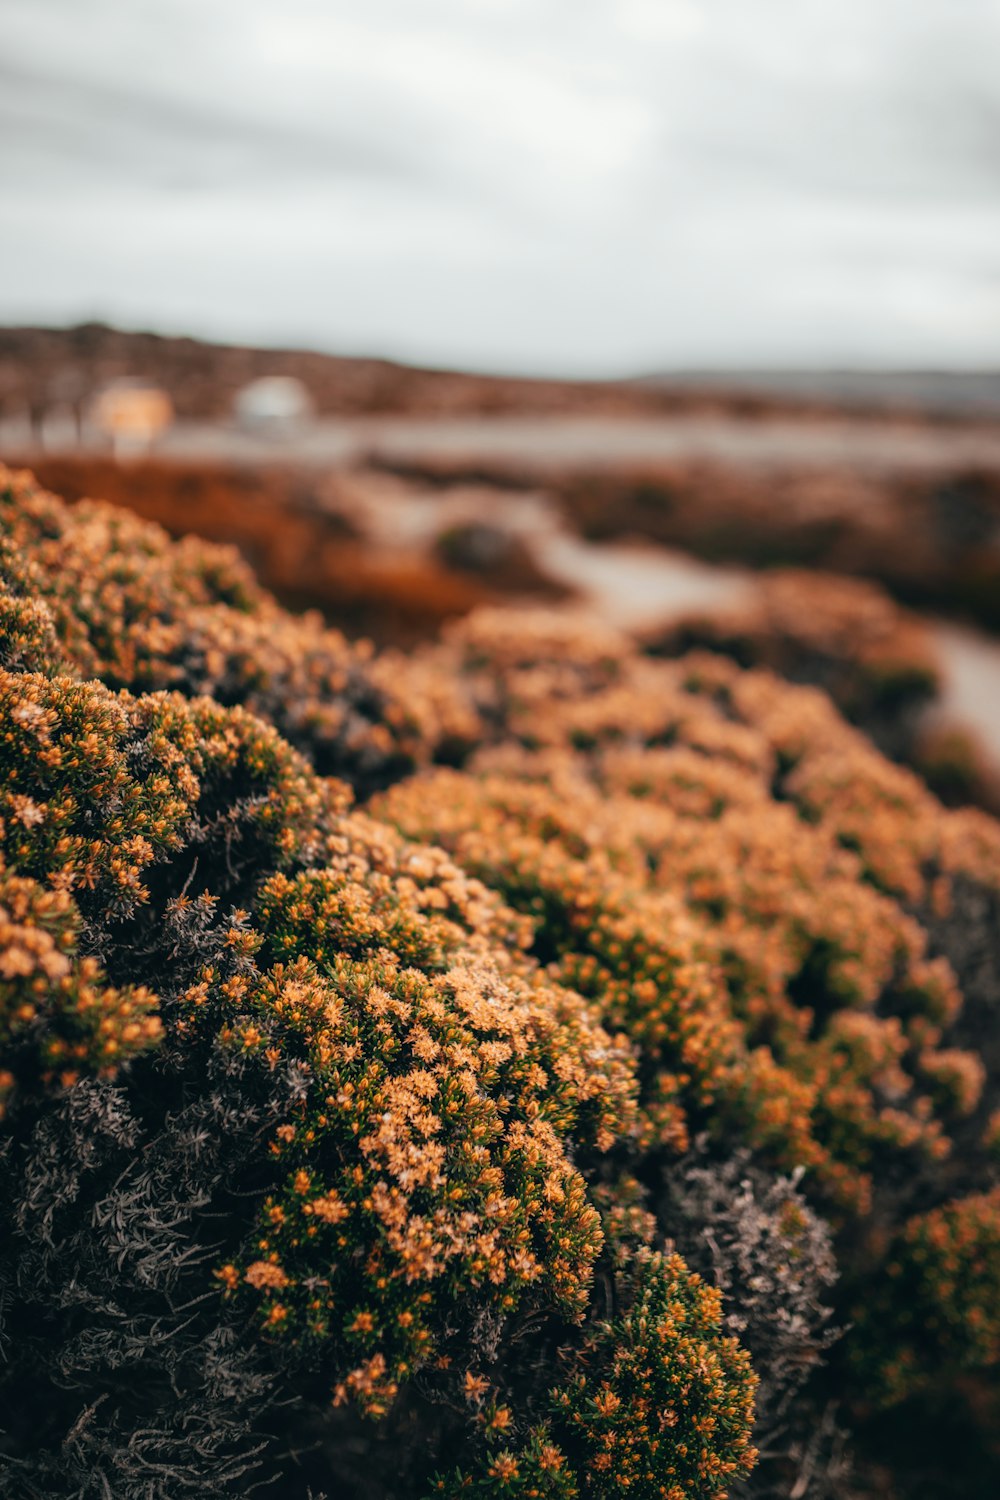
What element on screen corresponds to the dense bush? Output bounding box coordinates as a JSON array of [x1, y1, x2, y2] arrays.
[[0, 465, 475, 791], [646, 570, 940, 759], [432, 1245, 758, 1500], [0, 661, 643, 1494], [658, 1147, 845, 1495], [646, 569, 1000, 814], [1, 472, 999, 1498], [376, 628, 996, 1217], [852, 1187, 1000, 1404]]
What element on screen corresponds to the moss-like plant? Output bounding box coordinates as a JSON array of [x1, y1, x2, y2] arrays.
[[431, 1247, 757, 1500], [852, 1188, 1000, 1406]]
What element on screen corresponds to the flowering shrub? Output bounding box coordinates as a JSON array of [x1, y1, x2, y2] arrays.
[[649, 568, 940, 752], [0, 680, 644, 1492], [0, 539, 68, 678], [0, 530, 652, 1492], [550, 1247, 757, 1499], [851, 1187, 1000, 1406], [0, 465, 474, 791], [379, 609, 1000, 1485], [2, 474, 999, 1497], [432, 1246, 757, 1500], [374, 757, 973, 1215], [197, 893, 638, 1415], [0, 865, 160, 1115]]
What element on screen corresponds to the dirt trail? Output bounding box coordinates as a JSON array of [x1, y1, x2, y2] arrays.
[[336, 470, 754, 626], [927, 624, 1000, 764]]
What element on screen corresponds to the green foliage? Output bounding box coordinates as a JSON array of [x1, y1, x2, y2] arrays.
[[852, 1188, 1000, 1406], [552, 1247, 757, 1499], [0, 866, 159, 1114], [432, 1248, 757, 1500]]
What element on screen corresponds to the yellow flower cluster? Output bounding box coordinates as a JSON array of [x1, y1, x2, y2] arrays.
[[552, 1248, 757, 1498], [0, 863, 160, 1112], [0, 636, 350, 1110], [375, 611, 998, 1213], [0, 464, 473, 786], [193, 827, 637, 1415]]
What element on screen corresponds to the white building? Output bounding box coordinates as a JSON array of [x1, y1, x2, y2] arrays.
[[233, 376, 313, 433]]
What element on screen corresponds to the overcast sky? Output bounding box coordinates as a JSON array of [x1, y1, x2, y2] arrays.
[[1, 0, 998, 374]]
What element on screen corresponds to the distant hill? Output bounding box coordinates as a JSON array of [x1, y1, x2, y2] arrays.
[[0, 322, 707, 425], [637, 367, 1000, 419], [3, 322, 993, 426]]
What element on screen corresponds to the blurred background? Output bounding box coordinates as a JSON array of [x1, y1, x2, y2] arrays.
[[2, 0, 1000, 804]]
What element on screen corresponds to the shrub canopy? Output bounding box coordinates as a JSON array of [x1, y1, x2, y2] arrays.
[[1, 465, 998, 1499]]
